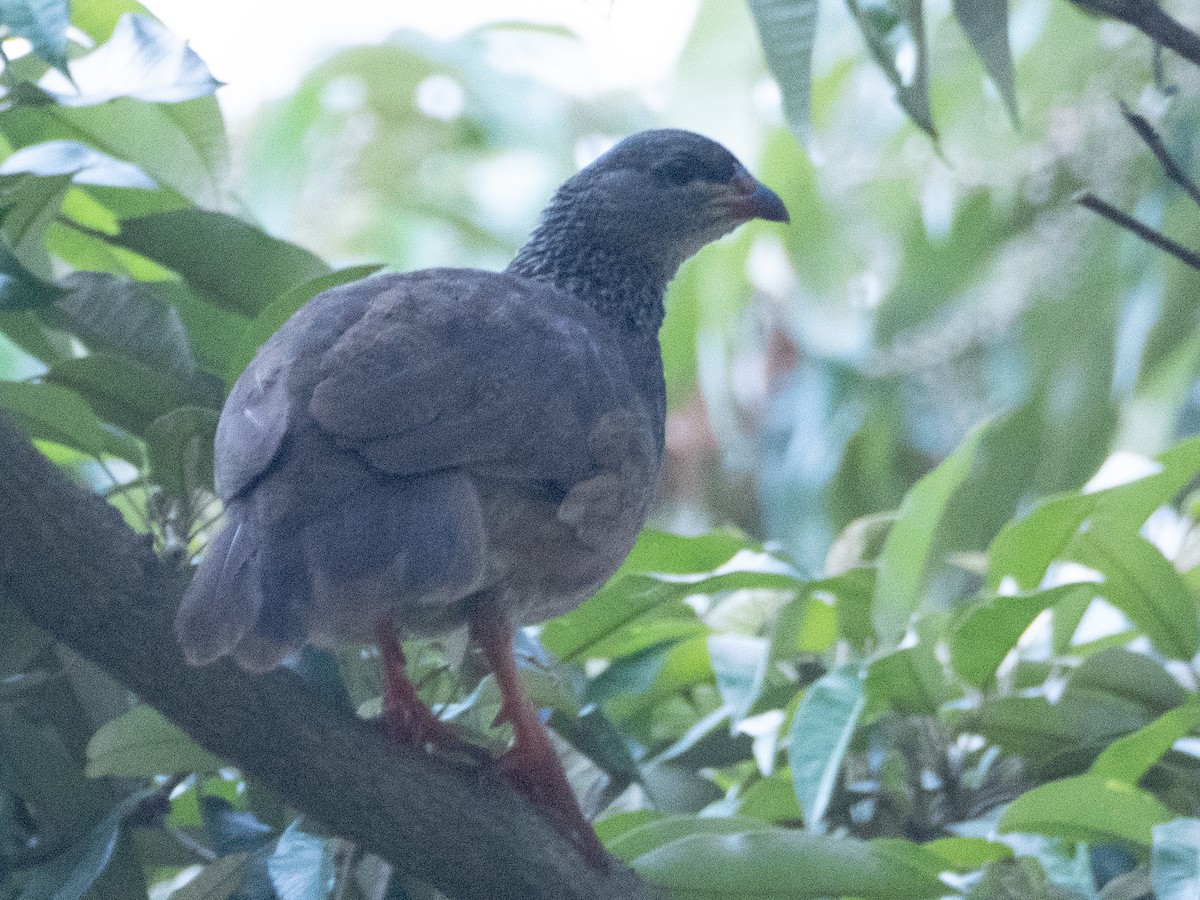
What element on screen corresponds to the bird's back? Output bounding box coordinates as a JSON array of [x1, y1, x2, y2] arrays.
[[177, 268, 665, 670]]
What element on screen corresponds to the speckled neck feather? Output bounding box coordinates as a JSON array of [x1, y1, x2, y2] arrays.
[[507, 189, 672, 336]]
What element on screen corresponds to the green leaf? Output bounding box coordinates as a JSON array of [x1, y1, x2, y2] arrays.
[[736, 770, 806, 824], [708, 635, 770, 725], [1152, 819, 1200, 900], [146, 405, 218, 499], [952, 0, 1017, 121], [540, 575, 704, 661], [623, 528, 759, 577], [53, 272, 200, 375], [874, 422, 985, 644], [747, 0, 819, 142], [86, 704, 222, 777], [788, 664, 866, 830], [0, 379, 123, 458], [999, 774, 1173, 845], [267, 822, 335, 900], [632, 830, 949, 899], [866, 634, 952, 715], [45, 353, 220, 435], [608, 815, 770, 863], [987, 436, 1200, 591], [1091, 700, 1200, 784], [111, 209, 330, 315], [167, 852, 252, 900], [844, 0, 935, 138], [950, 583, 1097, 687], [0, 0, 70, 73], [18, 789, 153, 900], [581, 639, 675, 707], [39, 13, 221, 106], [924, 837, 1013, 872], [0, 140, 157, 189], [595, 810, 664, 845], [1071, 531, 1199, 661], [224, 263, 382, 383], [0, 233, 65, 309], [0, 171, 72, 277]]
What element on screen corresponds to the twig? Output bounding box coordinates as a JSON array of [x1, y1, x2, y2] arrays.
[[1076, 192, 1200, 272], [1119, 101, 1200, 209], [1072, 0, 1200, 70]]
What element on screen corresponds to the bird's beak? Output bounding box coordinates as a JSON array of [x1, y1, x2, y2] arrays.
[[728, 169, 790, 224]]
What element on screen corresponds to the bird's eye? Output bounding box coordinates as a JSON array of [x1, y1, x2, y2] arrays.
[[654, 159, 695, 186]]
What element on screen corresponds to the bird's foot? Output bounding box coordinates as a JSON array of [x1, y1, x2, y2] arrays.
[[374, 620, 488, 765], [493, 725, 609, 869]]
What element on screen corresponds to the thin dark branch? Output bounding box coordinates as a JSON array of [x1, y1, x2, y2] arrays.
[[1119, 101, 1200, 209], [1073, 0, 1200, 69], [0, 417, 658, 900], [1076, 192, 1200, 272]]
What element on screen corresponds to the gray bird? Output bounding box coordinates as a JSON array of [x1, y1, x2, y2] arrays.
[[176, 128, 788, 862]]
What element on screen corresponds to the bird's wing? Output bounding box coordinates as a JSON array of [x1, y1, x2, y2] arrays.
[[213, 276, 381, 500], [308, 268, 653, 485]]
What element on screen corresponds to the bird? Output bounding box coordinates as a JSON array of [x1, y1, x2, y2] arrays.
[[175, 128, 789, 864]]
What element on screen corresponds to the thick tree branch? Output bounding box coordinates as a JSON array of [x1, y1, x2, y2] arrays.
[[0, 418, 657, 900]]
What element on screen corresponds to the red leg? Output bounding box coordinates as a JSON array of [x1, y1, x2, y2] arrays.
[[469, 602, 608, 868], [375, 620, 480, 760]]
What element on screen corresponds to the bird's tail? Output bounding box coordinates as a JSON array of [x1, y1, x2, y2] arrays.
[[174, 499, 264, 667]]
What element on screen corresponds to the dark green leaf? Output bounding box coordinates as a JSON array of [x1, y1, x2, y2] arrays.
[[17, 787, 154, 900], [111, 209, 330, 315], [45, 353, 221, 435], [146, 405, 218, 498], [53, 272, 199, 375], [0, 171, 71, 277], [168, 852, 253, 900], [788, 664, 866, 830], [0, 233, 65, 309], [39, 13, 221, 106], [540, 575, 704, 662], [632, 830, 949, 898], [952, 0, 1018, 121], [224, 263, 383, 383], [0, 0, 69, 73], [844, 0, 936, 138], [747, 0, 819, 142], [874, 422, 985, 644], [866, 635, 953, 715]]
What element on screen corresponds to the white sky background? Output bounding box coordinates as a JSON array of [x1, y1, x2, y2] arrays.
[[141, 0, 701, 124]]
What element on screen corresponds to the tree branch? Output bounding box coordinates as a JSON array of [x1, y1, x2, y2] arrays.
[[0, 417, 657, 900], [1076, 191, 1200, 271], [1067, 0, 1200, 69]]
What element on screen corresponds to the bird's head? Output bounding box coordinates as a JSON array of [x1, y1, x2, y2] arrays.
[[557, 129, 789, 267]]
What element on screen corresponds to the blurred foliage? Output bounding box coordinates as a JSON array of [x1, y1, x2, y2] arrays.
[[1, 0, 1200, 898]]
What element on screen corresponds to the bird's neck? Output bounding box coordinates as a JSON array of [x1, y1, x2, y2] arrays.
[[507, 204, 672, 337]]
